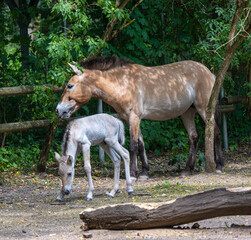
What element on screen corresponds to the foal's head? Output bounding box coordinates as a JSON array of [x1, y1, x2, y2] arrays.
[[55, 152, 75, 195], [56, 64, 92, 119]]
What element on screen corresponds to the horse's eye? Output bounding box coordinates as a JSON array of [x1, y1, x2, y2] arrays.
[[67, 84, 74, 89], [67, 173, 72, 177]]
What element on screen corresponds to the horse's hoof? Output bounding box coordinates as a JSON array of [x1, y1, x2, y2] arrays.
[[138, 175, 149, 181], [216, 169, 223, 174], [128, 191, 133, 197], [56, 198, 62, 202], [86, 197, 93, 201]]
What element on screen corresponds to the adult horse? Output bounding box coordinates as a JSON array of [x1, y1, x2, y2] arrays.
[[56, 56, 223, 180]]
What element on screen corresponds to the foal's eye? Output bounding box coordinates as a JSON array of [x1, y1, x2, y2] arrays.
[[67, 84, 74, 89], [67, 173, 72, 177]]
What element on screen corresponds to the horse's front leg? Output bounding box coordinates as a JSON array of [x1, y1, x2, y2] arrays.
[[82, 143, 94, 201], [138, 129, 149, 180], [129, 113, 140, 181]]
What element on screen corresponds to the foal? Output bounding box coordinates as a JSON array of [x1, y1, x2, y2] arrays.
[[55, 113, 133, 201]]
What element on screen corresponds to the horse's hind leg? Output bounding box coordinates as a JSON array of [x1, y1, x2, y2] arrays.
[[214, 120, 224, 173], [181, 107, 199, 174], [138, 129, 150, 180], [100, 143, 121, 198]]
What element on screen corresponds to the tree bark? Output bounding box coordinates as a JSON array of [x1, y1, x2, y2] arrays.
[[80, 187, 251, 230], [205, 0, 251, 172]]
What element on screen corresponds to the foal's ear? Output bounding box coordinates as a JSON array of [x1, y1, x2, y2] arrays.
[[67, 155, 74, 165], [68, 63, 82, 76], [54, 152, 61, 162]]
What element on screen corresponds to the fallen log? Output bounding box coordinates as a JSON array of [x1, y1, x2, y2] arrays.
[[79, 187, 251, 230]]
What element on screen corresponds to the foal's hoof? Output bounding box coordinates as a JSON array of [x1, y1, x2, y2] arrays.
[[216, 169, 223, 174], [56, 198, 62, 202], [86, 197, 93, 201], [130, 177, 137, 184], [138, 175, 149, 181], [107, 194, 114, 199], [180, 170, 192, 177]]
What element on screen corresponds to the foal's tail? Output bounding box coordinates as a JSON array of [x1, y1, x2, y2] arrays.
[[117, 119, 125, 146]]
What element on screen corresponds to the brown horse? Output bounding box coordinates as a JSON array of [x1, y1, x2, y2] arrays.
[[56, 56, 223, 180]]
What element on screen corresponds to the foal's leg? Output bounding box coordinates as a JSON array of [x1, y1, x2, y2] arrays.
[[138, 129, 150, 180], [82, 143, 94, 201], [181, 107, 199, 174], [107, 141, 133, 195], [100, 143, 121, 198]]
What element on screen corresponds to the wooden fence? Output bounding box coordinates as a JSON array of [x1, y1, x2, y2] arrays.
[[0, 85, 64, 172], [0, 85, 106, 172]]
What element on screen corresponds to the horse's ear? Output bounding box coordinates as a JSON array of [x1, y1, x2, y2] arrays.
[[67, 155, 74, 165], [55, 152, 61, 162], [68, 63, 82, 76]]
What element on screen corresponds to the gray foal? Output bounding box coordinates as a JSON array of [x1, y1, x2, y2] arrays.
[[55, 113, 133, 201]]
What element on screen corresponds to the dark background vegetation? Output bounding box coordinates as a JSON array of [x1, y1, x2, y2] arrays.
[[0, 0, 250, 173]]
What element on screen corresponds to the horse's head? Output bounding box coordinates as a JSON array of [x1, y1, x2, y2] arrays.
[[56, 64, 92, 119], [55, 152, 75, 195]]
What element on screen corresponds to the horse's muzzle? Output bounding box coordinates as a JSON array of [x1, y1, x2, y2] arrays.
[[56, 102, 72, 119]]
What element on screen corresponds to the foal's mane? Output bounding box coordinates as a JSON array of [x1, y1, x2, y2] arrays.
[[62, 122, 73, 155], [79, 56, 132, 71]]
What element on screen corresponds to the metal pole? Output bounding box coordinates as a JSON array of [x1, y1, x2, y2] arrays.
[[220, 88, 229, 150], [97, 99, 105, 165]]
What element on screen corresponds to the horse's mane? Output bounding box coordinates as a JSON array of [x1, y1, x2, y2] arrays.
[[79, 56, 132, 71]]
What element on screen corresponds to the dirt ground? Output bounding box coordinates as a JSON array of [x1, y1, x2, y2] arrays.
[[0, 144, 250, 240]]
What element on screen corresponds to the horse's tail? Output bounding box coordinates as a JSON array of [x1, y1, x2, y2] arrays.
[[215, 103, 221, 128], [117, 119, 125, 146]]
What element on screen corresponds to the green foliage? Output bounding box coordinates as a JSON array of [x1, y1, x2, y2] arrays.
[[0, 0, 250, 173]]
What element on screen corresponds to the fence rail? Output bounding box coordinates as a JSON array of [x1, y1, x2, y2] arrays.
[[0, 84, 63, 97]]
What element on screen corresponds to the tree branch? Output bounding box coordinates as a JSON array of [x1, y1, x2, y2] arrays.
[[87, 0, 145, 59]]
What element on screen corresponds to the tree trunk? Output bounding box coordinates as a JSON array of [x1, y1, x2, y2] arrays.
[[37, 123, 57, 173], [6, 0, 40, 69], [204, 0, 251, 172], [80, 187, 251, 230]]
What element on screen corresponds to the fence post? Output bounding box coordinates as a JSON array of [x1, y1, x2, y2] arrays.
[[97, 99, 105, 165], [37, 122, 57, 172]]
